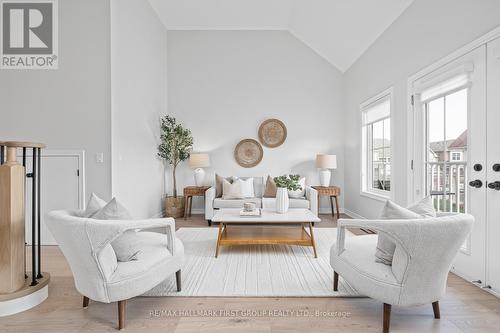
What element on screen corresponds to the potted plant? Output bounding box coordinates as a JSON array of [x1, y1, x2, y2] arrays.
[[273, 174, 302, 213], [158, 115, 193, 218]]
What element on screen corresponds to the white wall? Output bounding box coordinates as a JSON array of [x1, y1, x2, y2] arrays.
[[110, 0, 168, 218], [0, 0, 111, 202], [167, 30, 344, 213], [343, 0, 500, 218]]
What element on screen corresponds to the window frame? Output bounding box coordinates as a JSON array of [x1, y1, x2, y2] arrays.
[[360, 87, 394, 201]]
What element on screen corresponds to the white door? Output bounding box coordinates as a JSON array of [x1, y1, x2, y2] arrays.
[[412, 46, 487, 284], [21, 152, 82, 245], [486, 37, 500, 294]]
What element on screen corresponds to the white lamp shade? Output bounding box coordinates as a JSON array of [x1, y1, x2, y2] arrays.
[[189, 153, 210, 169], [316, 154, 337, 169]]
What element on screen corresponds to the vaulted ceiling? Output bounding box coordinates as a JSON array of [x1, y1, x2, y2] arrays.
[[148, 0, 414, 72]]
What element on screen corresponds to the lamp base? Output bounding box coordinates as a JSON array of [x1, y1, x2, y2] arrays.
[[319, 169, 331, 187], [194, 168, 205, 186]]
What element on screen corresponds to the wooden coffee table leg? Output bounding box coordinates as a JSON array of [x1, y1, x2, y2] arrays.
[[215, 223, 224, 258], [309, 222, 318, 258]]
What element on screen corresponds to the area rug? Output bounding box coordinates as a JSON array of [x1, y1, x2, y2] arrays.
[[143, 227, 360, 297]]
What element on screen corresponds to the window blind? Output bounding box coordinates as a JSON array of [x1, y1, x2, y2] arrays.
[[413, 63, 473, 103], [362, 98, 390, 125], [419, 73, 470, 102]]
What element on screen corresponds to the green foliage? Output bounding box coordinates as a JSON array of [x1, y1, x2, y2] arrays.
[[158, 115, 193, 197], [273, 174, 302, 191], [158, 115, 193, 164]]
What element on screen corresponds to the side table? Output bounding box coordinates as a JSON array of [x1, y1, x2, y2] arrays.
[[312, 186, 341, 219], [183, 186, 210, 220]]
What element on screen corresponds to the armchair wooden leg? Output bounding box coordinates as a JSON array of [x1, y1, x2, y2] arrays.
[[176, 270, 181, 292], [118, 300, 126, 330], [82, 296, 89, 308], [383, 303, 391, 333], [432, 301, 440, 319], [333, 271, 339, 291]]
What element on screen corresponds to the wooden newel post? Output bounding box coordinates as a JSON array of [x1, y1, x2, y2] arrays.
[[0, 145, 25, 293]]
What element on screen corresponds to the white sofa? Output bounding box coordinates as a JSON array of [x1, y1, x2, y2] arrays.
[[330, 213, 474, 333], [204, 176, 318, 225], [45, 210, 184, 330]]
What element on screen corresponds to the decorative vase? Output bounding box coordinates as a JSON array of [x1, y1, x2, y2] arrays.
[[165, 196, 185, 218], [276, 187, 289, 213]]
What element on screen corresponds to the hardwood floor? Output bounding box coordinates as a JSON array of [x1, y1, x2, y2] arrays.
[[1, 214, 500, 333]]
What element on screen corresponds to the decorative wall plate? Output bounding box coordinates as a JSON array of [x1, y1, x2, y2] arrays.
[[234, 139, 263, 168], [258, 118, 287, 148]]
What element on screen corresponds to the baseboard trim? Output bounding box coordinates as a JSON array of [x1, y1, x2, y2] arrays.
[[342, 209, 366, 219], [451, 270, 500, 299]]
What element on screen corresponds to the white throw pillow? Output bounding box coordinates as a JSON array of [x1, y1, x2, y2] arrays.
[[84, 192, 107, 217], [379, 200, 422, 220], [222, 178, 244, 199], [92, 198, 133, 220], [375, 200, 422, 265], [92, 198, 142, 262], [238, 177, 255, 198], [288, 177, 306, 198], [407, 196, 436, 217]]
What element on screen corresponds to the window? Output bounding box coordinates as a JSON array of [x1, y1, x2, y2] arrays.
[[410, 62, 472, 213], [423, 87, 468, 213], [451, 152, 462, 161], [361, 89, 392, 199]]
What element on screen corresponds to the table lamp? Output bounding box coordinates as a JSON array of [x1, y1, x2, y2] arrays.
[[189, 153, 210, 186], [316, 154, 337, 187]]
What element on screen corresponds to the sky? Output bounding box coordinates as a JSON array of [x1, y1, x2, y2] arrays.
[[427, 88, 468, 144]]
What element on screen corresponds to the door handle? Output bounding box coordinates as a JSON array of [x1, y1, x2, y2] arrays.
[[487, 181, 500, 190], [469, 179, 483, 188]]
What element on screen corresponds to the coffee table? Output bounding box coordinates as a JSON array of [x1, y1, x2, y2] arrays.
[[211, 209, 321, 258]]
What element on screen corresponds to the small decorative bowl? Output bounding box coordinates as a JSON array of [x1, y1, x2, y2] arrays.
[[244, 202, 256, 211]]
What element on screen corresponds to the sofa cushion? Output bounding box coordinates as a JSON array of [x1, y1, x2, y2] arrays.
[[216, 174, 234, 198], [91, 198, 141, 262], [84, 192, 107, 217], [407, 196, 436, 217], [331, 234, 398, 285], [263, 175, 277, 197], [107, 232, 184, 301], [222, 178, 244, 199], [262, 197, 310, 209], [235, 177, 255, 198], [375, 198, 434, 265], [110, 232, 181, 281], [213, 198, 262, 209], [216, 175, 264, 198]]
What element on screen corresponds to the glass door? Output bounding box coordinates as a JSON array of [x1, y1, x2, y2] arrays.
[[424, 88, 468, 214], [412, 45, 487, 284]]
